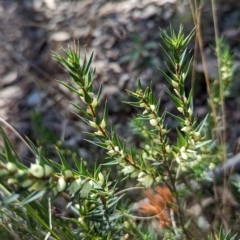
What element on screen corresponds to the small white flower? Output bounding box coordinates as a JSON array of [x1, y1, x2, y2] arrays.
[[81, 180, 93, 197], [131, 170, 139, 178], [80, 96, 86, 104], [119, 161, 127, 167], [145, 144, 150, 150], [150, 119, 158, 126], [91, 98, 98, 108], [21, 179, 33, 188], [119, 150, 124, 156], [148, 113, 155, 119], [68, 178, 82, 195], [161, 128, 167, 135], [78, 89, 84, 95], [115, 155, 124, 163], [44, 164, 53, 177], [185, 119, 190, 126], [88, 92, 94, 98], [138, 171, 145, 179], [165, 145, 171, 153], [209, 163, 215, 170], [7, 178, 17, 184], [188, 107, 193, 116], [57, 178, 66, 192], [6, 162, 17, 173], [183, 97, 187, 104], [105, 140, 112, 145], [150, 105, 155, 111], [121, 165, 135, 175], [29, 164, 44, 178], [181, 151, 188, 160], [87, 108, 94, 116], [193, 131, 200, 140], [28, 181, 45, 191], [156, 117, 161, 123], [189, 138, 195, 146], [177, 107, 184, 113], [94, 130, 104, 136], [174, 89, 180, 96], [64, 170, 73, 178], [181, 126, 191, 132], [138, 174, 153, 188], [180, 146, 185, 152], [100, 119, 106, 129], [114, 146, 119, 152], [176, 156, 181, 164], [107, 149, 115, 156], [143, 110, 148, 115], [155, 176, 162, 182], [98, 172, 104, 183], [172, 80, 179, 88], [75, 204, 80, 209], [15, 169, 26, 178], [89, 121, 98, 128], [140, 102, 147, 107]]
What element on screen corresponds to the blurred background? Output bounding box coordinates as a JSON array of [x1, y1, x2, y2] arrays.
[[0, 0, 240, 166]]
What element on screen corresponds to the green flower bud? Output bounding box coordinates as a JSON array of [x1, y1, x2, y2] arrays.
[[172, 80, 179, 88], [91, 98, 98, 108], [89, 121, 98, 128], [81, 180, 93, 197], [29, 164, 44, 178], [150, 119, 158, 126], [44, 164, 53, 177], [68, 178, 82, 195], [150, 105, 155, 111], [6, 162, 17, 173], [7, 178, 17, 184], [100, 119, 106, 129], [177, 107, 184, 113], [57, 178, 66, 192], [64, 170, 73, 178], [21, 179, 34, 188]]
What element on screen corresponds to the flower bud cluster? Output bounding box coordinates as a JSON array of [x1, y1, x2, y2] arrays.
[[0, 160, 97, 198], [175, 147, 203, 172], [137, 171, 153, 187]]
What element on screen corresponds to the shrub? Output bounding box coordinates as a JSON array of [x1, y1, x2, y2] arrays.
[[0, 24, 236, 240]]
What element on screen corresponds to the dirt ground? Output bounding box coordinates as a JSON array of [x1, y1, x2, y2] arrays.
[[0, 0, 240, 163]]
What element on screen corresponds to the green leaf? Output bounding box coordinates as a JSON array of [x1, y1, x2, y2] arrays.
[[24, 204, 62, 240], [167, 112, 184, 125], [103, 101, 109, 124], [56, 147, 71, 171], [97, 82, 103, 102], [176, 128, 186, 147], [195, 140, 212, 149], [57, 80, 80, 95], [70, 102, 88, 116], [195, 114, 209, 133], [82, 88, 93, 104], [3, 193, 20, 205], [164, 87, 182, 107], [85, 51, 94, 77], [84, 139, 107, 149], [20, 189, 47, 205]]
